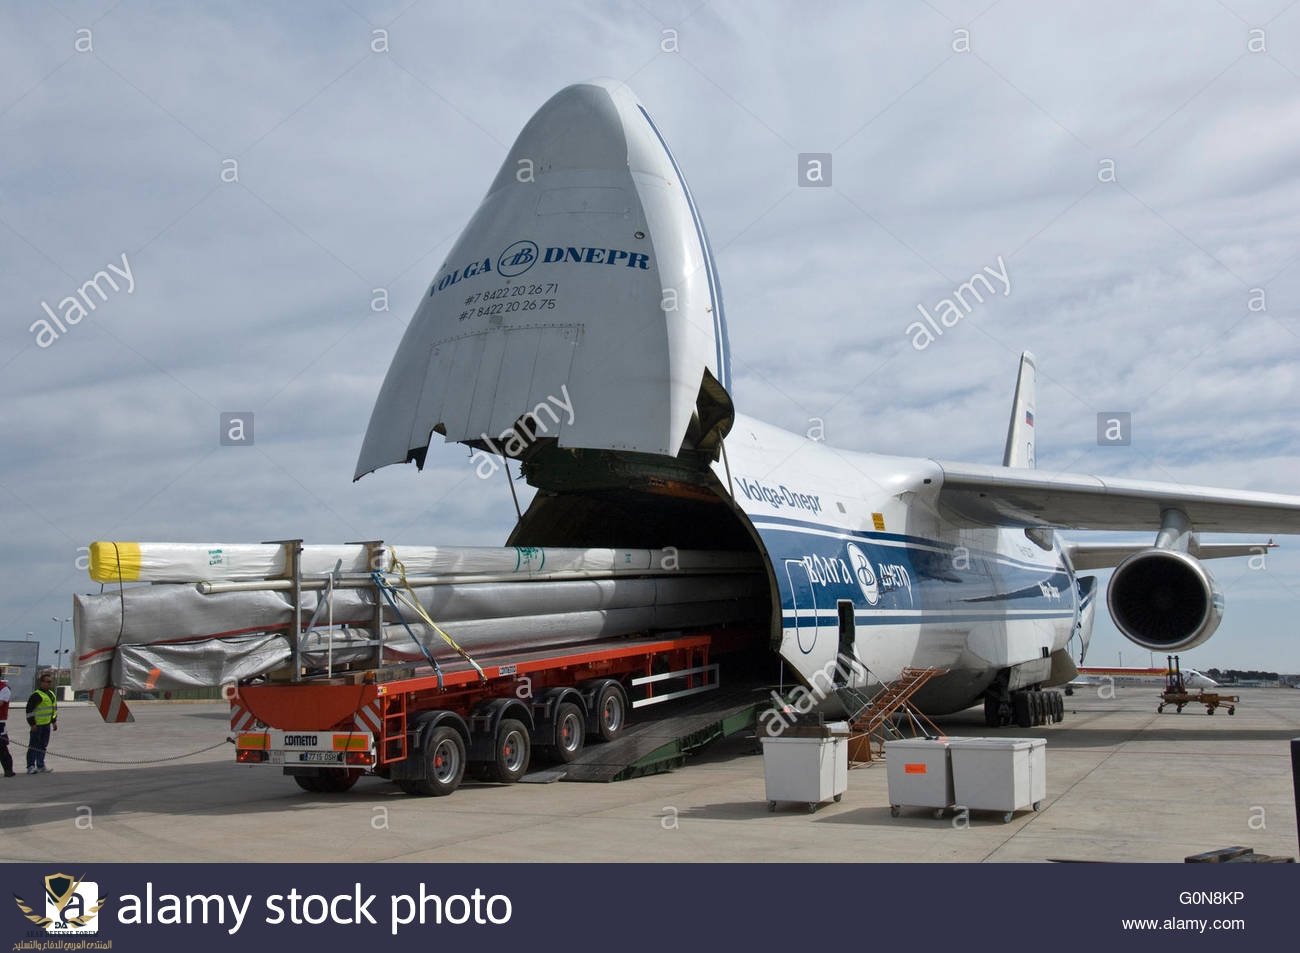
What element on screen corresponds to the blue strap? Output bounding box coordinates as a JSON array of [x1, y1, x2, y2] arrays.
[[371, 571, 443, 689]]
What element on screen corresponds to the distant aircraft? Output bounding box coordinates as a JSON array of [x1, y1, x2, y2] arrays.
[[1069, 666, 1219, 691], [353, 80, 1300, 729]]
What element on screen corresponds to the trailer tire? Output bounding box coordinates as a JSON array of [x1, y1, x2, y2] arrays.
[[409, 726, 466, 797], [291, 769, 360, 794], [487, 719, 531, 783], [593, 683, 627, 742], [548, 702, 586, 763], [317, 769, 362, 793]]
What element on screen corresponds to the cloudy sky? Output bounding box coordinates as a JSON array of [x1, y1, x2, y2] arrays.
[[2, 0, 1299, 677]]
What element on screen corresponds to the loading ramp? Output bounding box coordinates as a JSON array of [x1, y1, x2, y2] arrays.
[[555, 679, 769, 782]]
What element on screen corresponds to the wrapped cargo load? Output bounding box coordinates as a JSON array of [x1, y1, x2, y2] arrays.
[[87, 541, 744, 583], [74, 542, 764, 692]]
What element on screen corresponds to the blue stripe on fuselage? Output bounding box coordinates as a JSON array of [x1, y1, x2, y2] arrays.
[[751, 518, 1076, 654]]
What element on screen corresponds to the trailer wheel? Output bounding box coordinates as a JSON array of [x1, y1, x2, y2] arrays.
[[408, 726, 466, 797], [486, 719, 531, 783], [291, 769, 360, 794], [317, 769, 361, 793], [594, 684, 627, 742], [549, 702, 586, 763]]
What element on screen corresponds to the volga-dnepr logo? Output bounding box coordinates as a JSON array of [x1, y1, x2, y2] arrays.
[[429, 238, 652, 297], [846, 543, 879, 606], [13, 873, 105, 934], [497, 240, 539, 277]]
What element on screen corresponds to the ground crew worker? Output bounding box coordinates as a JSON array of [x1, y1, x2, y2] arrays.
[[0, 675, 15, 777], [26, 671, 57, 774]]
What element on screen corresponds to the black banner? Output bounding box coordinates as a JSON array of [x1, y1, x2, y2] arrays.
[[1, 863, 1291, 951]]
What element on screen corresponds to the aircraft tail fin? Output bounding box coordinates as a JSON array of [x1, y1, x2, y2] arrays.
[[1001, 351, 1037, 468]]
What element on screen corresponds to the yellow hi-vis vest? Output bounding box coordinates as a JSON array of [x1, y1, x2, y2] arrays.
[[31, 689, 57, 726]]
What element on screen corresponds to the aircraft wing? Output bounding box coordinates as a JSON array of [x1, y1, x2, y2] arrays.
[[1064, 540, 1276, 570], [933, 461, 1300, 535]]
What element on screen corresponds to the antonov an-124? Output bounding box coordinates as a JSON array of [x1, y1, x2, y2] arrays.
[[354, 81, 1300, 728]]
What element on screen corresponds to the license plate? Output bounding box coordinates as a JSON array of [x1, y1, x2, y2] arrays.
[[298, 752, 341, 763]]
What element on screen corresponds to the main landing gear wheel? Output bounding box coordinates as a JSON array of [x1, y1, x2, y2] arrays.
[[486, 718, 530, 783], [1013, 693, 1031, 728]]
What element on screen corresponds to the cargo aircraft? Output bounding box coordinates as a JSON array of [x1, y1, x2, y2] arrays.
[[354, 81, 1300, 728], [1069, 666, 1219, 691]]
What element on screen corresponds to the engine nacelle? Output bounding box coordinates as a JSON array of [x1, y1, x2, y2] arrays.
[[1106, 549, 1224, 652]]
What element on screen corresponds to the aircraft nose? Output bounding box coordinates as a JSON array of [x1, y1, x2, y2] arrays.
[[486, 81, 634, 194], [354, 79, 731, 477]]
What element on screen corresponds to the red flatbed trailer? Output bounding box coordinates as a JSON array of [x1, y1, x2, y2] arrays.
[[230, 631, 728, 796]]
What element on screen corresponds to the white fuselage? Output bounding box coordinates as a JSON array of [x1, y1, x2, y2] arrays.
[[717, 413, 1079, 714]]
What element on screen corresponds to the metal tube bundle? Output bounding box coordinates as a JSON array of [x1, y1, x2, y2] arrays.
[[73, 542, 764, 692]]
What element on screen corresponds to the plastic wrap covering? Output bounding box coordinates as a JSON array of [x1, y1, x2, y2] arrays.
[[74, 569, 763, 692], [87, 541, 747, 584]]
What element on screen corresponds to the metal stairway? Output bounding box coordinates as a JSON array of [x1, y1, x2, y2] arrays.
[[843, 666, 947, 765]]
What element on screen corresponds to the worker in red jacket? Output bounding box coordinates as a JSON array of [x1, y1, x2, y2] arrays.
[[0, 676, 16, 777]]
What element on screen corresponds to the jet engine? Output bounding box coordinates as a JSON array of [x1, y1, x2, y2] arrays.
[[1106, 549, 1223, 652]]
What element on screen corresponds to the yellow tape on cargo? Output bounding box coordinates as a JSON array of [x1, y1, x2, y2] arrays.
[[89, 541, 142, 583]]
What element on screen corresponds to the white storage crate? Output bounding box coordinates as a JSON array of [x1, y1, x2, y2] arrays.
[[884, 737, 954, 817], [947, 736, 1046, 822], [761, 722, 849, 813]]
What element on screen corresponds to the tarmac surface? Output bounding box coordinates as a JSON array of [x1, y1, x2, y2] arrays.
[[2, 686, 1297, 863]]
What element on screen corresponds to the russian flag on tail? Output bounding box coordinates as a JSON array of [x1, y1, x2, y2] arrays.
[[1025, 410, 1034, 427]]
